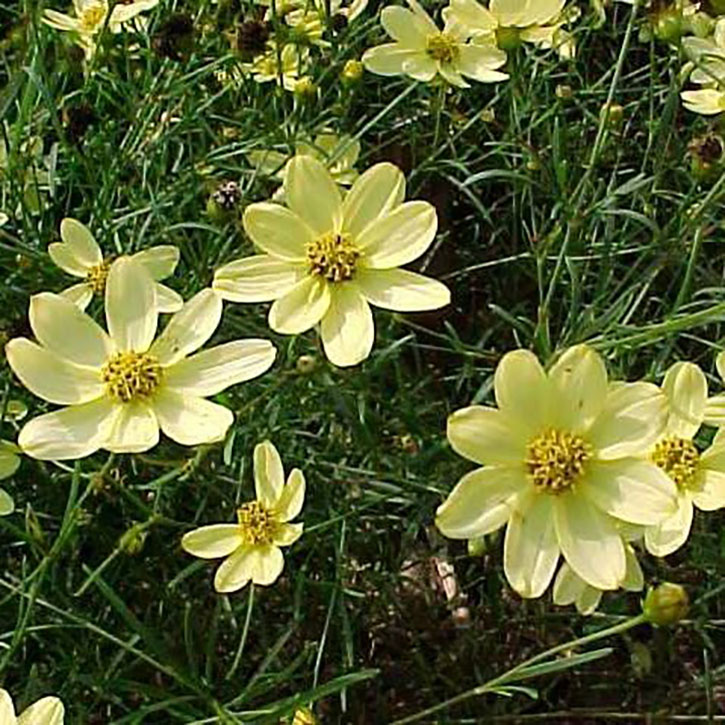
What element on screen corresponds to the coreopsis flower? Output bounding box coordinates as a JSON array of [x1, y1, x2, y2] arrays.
[[247, 132, 360, 201], [553, 534, 643, 614], [0, 689, 64, 724], [436, 345, 678, 597], [48, 218, 182, 312], [644, 362, 725, 556], [181, 440, 305, 592], [447, 0, 578, 59], [681, 88, 725, 114], [6, 258, 276, 460], [681, 18, 725, 113], [43, 0, 159, 59], [362, 0, 508, 87], [244, 45, 309, 91], [0, 439, 20, 515], [212, 155, 451, 367]]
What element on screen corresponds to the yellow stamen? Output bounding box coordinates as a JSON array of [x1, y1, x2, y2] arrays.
[[237, 501, 275, 545], [79, 2, 108, 32], [651, 436, 700, 490], [102, 351, 162, 403], [306, 232, 359, 282], [426, 33, 459, 64], [86, 259, 112, 295], [526, 429, 591, 493]]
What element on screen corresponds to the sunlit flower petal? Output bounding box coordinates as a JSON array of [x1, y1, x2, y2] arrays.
[[320, 285, 374, 367], [152, 389, 233, 446]]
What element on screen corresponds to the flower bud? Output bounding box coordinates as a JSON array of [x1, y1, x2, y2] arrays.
[[496, 26, 521, 51], [600, 102, 624, 129], [296, 355, 317, 374], [651, 6, 683, 44], [119, 521, 149, 555], [341, 59, 363, 86], [467, 536, 487, 557], [293, 76, 318, 101], [291, 707, 317, 725], [643, 582, 689, 626]]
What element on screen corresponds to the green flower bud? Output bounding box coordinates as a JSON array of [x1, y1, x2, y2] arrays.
[[341, 59, 364, 86], [643, 583, 689, 626]]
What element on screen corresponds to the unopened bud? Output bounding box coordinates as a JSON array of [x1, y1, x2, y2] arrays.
[[293, 76, 317, 100], [341, 59, 363, 85], [296, 355, 317, 374], [119, 521, 149, 555], [600, 102, 624, 129], [467, 536, 487, 557], [556, 84, 573, 100], [651, 7, 683, 44], [643, 582, 689, 626]]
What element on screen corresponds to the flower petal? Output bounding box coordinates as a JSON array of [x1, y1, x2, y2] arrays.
[[132, 245, 179, 280], [588, 382, 668, 459], [552, 562, 586, 606], [362, 45, 421, 76], [18, 398, 117, 460], [284, 156, 342, 236], [622, 544, 644, 591], [17, 697, 64, 725], [164, 340, 276, 396], [276, 468, 305, 521], [105, 400, 159, 454], [182, 524, 244, 559], [105, 256, 158, 353], [548, 344, 608, 433], [6, 338, 104, 405], [494, 349, 550, 435], [580, 459, 677, 525], [59, 282, 94, 309], [447, 405, 527, 465], [342, 163, 406, 239], [380, 6, 429, 47], [243, 203, 314, 261], [152, 389, 233, 446], [214, 544, 284, 592], [358, 201, 437, 269], [155, 284, 184, 314], [150, 289, 223, 366], [448, 0, 498, 33], [644, 496, 693, 557], [269, 276, 331, 335], [43, 9, 81, 30], [457, 43, 509, 83], [553, 494, 625, 590], [29, 292, 113, 367], [320, 285, 374, 367], [355, 268, 450, 312], [503, 492, 558, 598], [0, 487, 13, 516], [48, 242, 88, 277], [273, 522, 304, 546], [662, 361, 707, 438], [213, 256, 305, 302], [254, 440, 285, 507], [692, 467, 725, 511], [60, 217, 102, 267], [0, 442, 20, 480], [436, 465, 526, 538]]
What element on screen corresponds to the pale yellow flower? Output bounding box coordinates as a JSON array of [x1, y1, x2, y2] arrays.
[[0, 688, 64, 724], [182, 440, 305, 592], [247, 132, 361, 201], [6, 258, 276, 460], [642, 362, 725, 556], [213, 155, 450, 367], [681, 88, 725, 114], [362, 0, 508, 87], [245, 45, 310, 92], [436, 345, 678, 597], [48, 218, 182, 312], [0, 439, 20, 515], [447, 0, 578, 59], [43, 0, 159, 59]]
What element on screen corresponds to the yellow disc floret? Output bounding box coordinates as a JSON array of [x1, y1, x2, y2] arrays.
[[237, 500, 276, 545], [306, 232, 359, 282], [102, 351, 162, 403], [651, 436, 700, 490], [79, 1, 108, 32], [426, 33, 459, 64], [526, 429, 591, 493], [86, 259, 112, 295]]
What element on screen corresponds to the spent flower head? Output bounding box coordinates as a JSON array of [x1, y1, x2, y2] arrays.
[[182, 440, 305, 592], [213, 155, 450, 367], [436, 345, 678, 597], [7, 258, 276, 459]]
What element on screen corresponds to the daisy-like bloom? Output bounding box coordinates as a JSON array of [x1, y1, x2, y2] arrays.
[[553, 530, 644, 615], [48, 218, 182, 312], [681, 88, 725, 114], [0, 689, 64, 724], [181, 440, 305, 592], [0, 439, 20, 515], [436, 345, 678, 597], [6, 258, 276, 460], [247, 132, 361, 201], [447, 0, 579, 59], [244, 45, 310, 92], [212, 155, 451, 367], [43, 0, 159, 59], [681, 18, 725, 114], [643, 362, 725, 556], [362, 0, 508, 88]]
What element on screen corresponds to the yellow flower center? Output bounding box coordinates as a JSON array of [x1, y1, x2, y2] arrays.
[[101, 351, 162, 403], [237, 501, 276, 545], [86, 259, 112, 295], [651, 436, 700, 490], [306, 232, 359, 282], [526, 429, 591, 494], [426, 33, 459, 64], [80, 2, 108, 32]]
